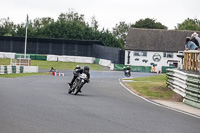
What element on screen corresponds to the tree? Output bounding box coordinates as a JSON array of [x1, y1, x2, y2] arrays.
[[112, 21, 130, 47], [91, 16, 99, 31], [131, 18, 167, 29], [58, 10, 85, 23], [0, 17, 16, 36], [99, 29, 123, 48], [0, 10, 125, 49], [175, 18, 200, 31]]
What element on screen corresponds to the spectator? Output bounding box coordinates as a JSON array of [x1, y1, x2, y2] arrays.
[[150, 65, 156, 73], [185, 37, 198, 50], [191, 32, 200, 48]]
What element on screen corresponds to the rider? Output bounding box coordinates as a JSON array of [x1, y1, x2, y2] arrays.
[[68, 65, 90, 90], [49, 67, 56, 72], [123, 66, 130, 71], [123, 66, 126, 72]]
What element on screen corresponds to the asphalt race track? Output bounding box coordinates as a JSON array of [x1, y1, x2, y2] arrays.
[[0, 70, 200, 133]]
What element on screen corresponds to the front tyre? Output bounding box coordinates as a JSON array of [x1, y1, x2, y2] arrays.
[[74, 82, 83, 95], [68, 89, 72, 94]]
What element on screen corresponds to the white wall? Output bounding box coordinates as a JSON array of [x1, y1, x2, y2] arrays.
[[125, 50, 182, 72]]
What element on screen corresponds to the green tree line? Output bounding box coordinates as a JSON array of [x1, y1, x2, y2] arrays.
[[0, 10, 199, 49]]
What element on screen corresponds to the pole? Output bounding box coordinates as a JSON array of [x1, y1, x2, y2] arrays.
[[24, 26, 28, 59]]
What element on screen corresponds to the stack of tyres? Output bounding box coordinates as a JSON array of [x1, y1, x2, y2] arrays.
[[20, 66, 24, 73], [0, 66, 3, 74], [12, 66, 16, 73], [4, 66, 7, 74]]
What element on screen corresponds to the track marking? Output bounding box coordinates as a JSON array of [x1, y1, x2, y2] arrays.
[[119, 78, 200, 119]]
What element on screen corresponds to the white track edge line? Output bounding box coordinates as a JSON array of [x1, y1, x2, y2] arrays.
[[119, 78, 200, 119]]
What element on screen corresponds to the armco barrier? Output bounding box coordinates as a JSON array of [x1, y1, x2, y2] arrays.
[[166, 69, 200, 109], [0, 52, 16, 59], [99, 59, 112, 67], [57, 56, 95, 64], [47, 55, 58, 61], [0, 65, 38, 74]]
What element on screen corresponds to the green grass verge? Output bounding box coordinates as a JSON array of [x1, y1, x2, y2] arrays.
[[0, 58, 107, 71], [31, 60, 106, 71], [126, 75, 176, 100], [0, 58, 10, 65], [0, 72, 51, 78]]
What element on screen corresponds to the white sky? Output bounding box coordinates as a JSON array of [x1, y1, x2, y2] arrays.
[[1, 0, 200, 30]]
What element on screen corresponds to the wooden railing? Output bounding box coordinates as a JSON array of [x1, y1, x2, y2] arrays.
[[184, 50, 200, 72]]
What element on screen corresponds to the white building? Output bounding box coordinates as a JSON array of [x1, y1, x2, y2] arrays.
[[125, 28, 195, 73]]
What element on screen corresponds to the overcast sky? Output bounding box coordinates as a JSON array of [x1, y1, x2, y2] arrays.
[[1, 0, 200, 30]]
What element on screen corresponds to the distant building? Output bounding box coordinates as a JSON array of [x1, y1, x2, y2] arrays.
[[125, 28, 195, 72]]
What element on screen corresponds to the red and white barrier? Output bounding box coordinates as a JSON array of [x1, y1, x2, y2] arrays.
[[52, 72, 65, 76]]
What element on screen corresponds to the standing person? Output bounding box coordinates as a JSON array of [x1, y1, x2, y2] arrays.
[[191, 32, 200, 48], [150, 65, 156, 73], [185, 37, 198, 50]]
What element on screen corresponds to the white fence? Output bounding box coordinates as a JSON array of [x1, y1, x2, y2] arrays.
[[0, 52, 114, 70], [0, 65, 38, 75], [47, 55, 114, 69], [0, 52, 15, 59]]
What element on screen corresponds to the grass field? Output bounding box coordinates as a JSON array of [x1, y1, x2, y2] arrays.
[[125, 75, 181, 101], [0, 58, 107, 71], [0, 58, 107, 78], [0, 72, 51, 78]]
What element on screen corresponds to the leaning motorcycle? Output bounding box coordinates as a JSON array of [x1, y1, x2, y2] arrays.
[[68, 73, 88, 95], [124, 70, 131, 77]]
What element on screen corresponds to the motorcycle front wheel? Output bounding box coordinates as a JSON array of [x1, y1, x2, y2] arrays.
[[68, 88, 72, 94], [73, 82, 83, 95], [68, 81, 76, 94]]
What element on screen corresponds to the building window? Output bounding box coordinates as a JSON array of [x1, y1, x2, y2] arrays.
[[134, 51, 147, 56], [163, 52, 173, 58]]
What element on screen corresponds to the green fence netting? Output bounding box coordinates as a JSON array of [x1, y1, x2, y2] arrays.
[[162, 66, 176, 73], [114, 64, 151, 73], [15, 54, 47, 61], [94, 58, 100, 64]]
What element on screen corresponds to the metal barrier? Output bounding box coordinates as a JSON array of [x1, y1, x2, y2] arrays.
[[166, 69, 200, 109], [0, 36, 124, 64], [184, 50, 200, 72]]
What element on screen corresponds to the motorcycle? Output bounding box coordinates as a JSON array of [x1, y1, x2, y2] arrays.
[[68, 73, 88, 95], [124, 70, 131, 77]]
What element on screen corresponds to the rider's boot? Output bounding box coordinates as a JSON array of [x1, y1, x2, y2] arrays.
[[68, 83, 72, 88]]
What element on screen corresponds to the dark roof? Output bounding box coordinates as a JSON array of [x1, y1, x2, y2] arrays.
[[125, 28, 196, 52]]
